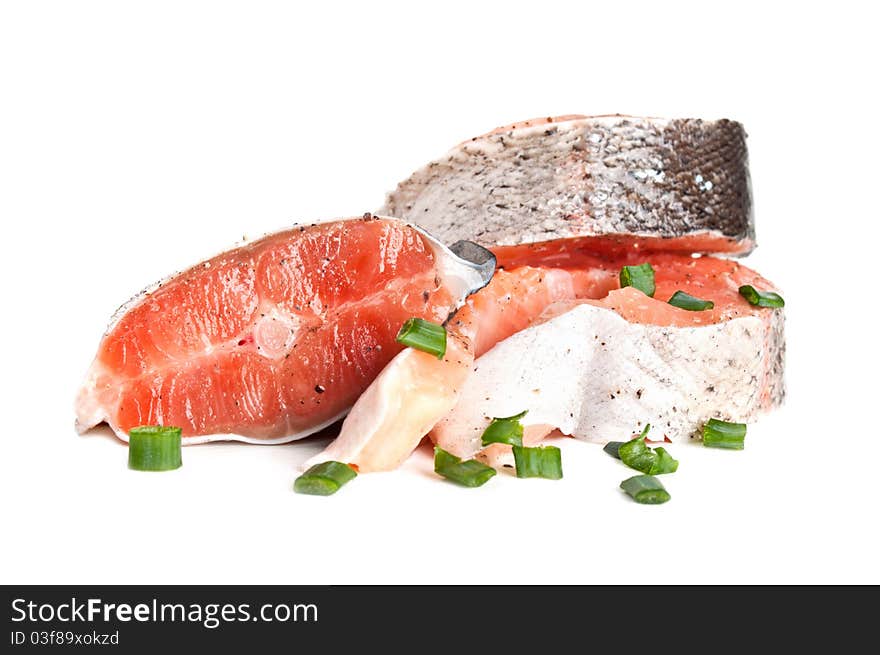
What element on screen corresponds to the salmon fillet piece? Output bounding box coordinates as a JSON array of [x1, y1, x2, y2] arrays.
[[435, 254, 784, 463], [75, 216, 492, 444], [381, 115, 754, 255], [308, 253, 784, 471]]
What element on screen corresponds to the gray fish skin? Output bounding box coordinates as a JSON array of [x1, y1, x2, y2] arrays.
[[381, 115, 754, 254]]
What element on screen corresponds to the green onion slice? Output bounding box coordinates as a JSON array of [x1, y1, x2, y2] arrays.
[[603, 441, 624, 459], [620, 475, 671, 504], [512, 445, 563, 480], [481, 410, 528, 447], [617, 425, 652, 471], [128, 426, 182, 471], [738, 285, 785, 308], [434, 447, 496, 487], [396, 318, 447, 359], [294, 461, 357, 495], [618, 435, 655, 474], [668, 290, 715, 311], [702, 418, 747, 450], [617, 424, 679, 475], [619, 263, 656, 297]]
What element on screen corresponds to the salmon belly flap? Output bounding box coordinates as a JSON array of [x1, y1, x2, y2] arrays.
[[75, 217, 489, 444]]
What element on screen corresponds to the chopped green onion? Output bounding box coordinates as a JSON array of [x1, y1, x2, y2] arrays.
[[481, 410, 528, 447], [617, 424, 679, 475], [434, 447, 496, 487], [128, 425, 182, 471], [620, 475, 670, 504], [294, 461, 357, 495], [738, 285, 785, 308], [619, 263, 656, 297], [651, 447, 679, 475], [512, 445, 563, 479], [396, 318, 447, 359], [668, 290, 715, 311], [702, 418, 747, 450], [603, 441, 624, 459], [618, 425, 655, 474]]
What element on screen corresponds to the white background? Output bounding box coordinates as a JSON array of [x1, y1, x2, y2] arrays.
[[1, 1, 878, 584]]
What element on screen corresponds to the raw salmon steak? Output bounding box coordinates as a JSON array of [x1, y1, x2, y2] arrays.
[[381, 115, 754, 256], [75, 216, 493, 444]]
